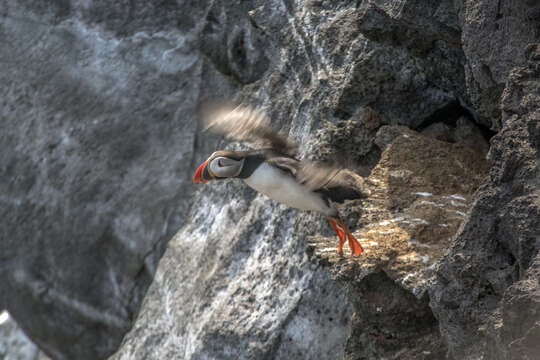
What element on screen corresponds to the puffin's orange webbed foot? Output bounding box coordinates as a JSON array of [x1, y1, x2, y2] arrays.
[[346, 228, 363, 255], [328, 217, 363, 255], [328, 217, 346, 254]]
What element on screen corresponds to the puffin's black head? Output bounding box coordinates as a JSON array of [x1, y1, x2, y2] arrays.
[[193, 150, 246, 183]]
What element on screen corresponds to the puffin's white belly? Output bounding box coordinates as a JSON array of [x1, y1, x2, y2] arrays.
[[243, 162, 333, 215]]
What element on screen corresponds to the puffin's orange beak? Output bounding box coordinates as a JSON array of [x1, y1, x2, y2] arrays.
[[193, 161, 209, 183]]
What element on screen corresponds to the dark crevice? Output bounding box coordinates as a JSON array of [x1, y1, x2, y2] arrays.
[[495, 0, 503, 20], [415, 100, 497, 142], [415, 100, 468, 129], [333, 108, 352, 120]]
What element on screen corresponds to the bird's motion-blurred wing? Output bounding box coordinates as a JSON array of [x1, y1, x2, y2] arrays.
[[202, 104, 296, 156], [266, 156, 342, 191], [296, 161, 342, 191], [297, 161, 364, 202]]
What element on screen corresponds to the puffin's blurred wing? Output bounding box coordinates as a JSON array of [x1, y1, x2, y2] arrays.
[[202, 105, 296, 156], [296, 161, 342, 191]]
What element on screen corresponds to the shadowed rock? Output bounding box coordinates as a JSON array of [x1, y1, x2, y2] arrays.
[[430, 43, 540, 360], [307, 129, 488, 359], [456, 0, 540, 128]]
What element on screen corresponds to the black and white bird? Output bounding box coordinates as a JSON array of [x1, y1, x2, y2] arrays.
[[193, 105, 363, 255]]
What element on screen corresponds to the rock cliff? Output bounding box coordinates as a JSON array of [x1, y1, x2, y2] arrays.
[[0, 1, 538, 359], [0, 310, 45, 360]]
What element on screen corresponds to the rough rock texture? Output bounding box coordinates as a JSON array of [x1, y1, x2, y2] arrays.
[[421, 116, 490, 154], [1, 0, 538, 360], [430, 43, 540, 360], [352, 0, 468, 127], [1, 1, 475, 357], [0, 311, 46, 360], [308, 129, 488, 359], [0, 2, 217, 359], [110, 187, 354, 360], [497, 253, 540, 359], [456, 0, 540, 128]]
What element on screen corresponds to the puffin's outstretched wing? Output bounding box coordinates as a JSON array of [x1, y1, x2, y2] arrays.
[[296, 161, 342, 191], [297, 161, 364, 202], [201, 104, 297, 156], [266, 156, 346, 194]]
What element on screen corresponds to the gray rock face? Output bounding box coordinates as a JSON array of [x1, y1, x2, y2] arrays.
[[430, 44, 540, 360], [497, 253, 540, 359], [421, 116, 490, 154], [1, 1, 538, 360], [0, 2, 210, 358], [455, 0, 540, 128], [308, 128, 488, 359], [0, 311, 45, 360], [111, 186, 354, 360], [351, 0, 467, 127]]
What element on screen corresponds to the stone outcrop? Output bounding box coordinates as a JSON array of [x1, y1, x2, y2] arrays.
[[308, 129, 488, 359], [0, 310, 45, 360], [0, 2, 212, 358], [429, 43, 540, 360], [112, 122, 489, 360], [456, 0, 540, 128], [110, 186, 354, 360], [0, 1, 538, 359]]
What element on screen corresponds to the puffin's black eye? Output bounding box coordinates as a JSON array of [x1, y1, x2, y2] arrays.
[[218, 159, 224, 167]]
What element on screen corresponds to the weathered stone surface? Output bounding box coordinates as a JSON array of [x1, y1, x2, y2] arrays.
[[110, 181, 354, 360], [309, 112, 381, 176], [456, 0, 540, 128], [112, 0, 484, 355], [200, 1, 272, 84], [247, 0, 468, 128], [1, 0, 538, 359], [0, 310, 46, 360], [374, 125, 417, 151], [352, 0, 468, 127], [430, 43, 540, 360], [496, 253, 540, 360], [307, 129, 488, 360], [0, 2, 221, 358], [421, 122, 455, 143], [421, 116, 489, 154]]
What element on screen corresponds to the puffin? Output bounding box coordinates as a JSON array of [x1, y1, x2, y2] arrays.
[[192, 105, 364, 255]]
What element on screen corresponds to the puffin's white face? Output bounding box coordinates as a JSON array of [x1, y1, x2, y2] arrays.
[[208, 156, 244, 178]]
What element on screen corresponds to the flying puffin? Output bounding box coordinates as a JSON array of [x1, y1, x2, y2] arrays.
[[192, 105, 364, 255]]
